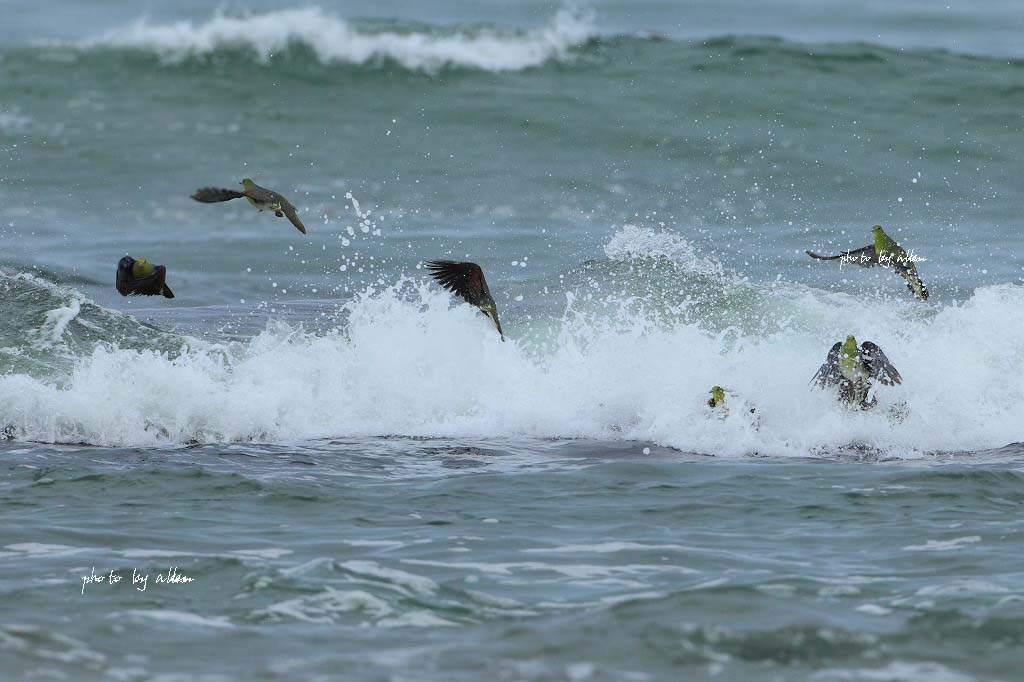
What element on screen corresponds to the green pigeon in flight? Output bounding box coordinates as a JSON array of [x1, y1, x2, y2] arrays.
[[806, 225, 928, 300], [191, 178, 307, 234], [425, 260, 504, 341], [811, 335, 902, 409]]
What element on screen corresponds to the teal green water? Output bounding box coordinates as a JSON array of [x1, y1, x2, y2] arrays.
[[3, 444, 1024, 681], [1, 3, 1023, 680]]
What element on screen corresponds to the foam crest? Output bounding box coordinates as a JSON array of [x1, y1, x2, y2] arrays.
[[81, 7, 596, 72], [603, 224, 724, 278], [1, 271, 1022, 456]]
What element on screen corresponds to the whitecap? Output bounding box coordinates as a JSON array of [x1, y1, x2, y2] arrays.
[[78, 7, 596, 74]]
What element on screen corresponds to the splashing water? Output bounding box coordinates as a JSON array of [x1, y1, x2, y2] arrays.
[[2, 228, 1022, 454]]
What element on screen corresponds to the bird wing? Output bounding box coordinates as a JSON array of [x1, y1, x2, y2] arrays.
[[837, 379, 855, 404], [156, 266, 174, 299], [281, 202, 307, 234], [191, 187, 245, 203], [861, 341, 902, 386], [806, 245, 878, 268], [893, 260, 929, 301], [249, 184, 280, 203], [424, 260, 491, 306], [810, 342, 844, 388]]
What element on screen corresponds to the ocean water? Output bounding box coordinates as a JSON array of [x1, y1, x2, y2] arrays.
[[2, 1, 1023, 680]]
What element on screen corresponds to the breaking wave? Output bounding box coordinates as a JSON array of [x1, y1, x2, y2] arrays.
[[1, 228, 1023, 456], [74, 6, 598, 73]]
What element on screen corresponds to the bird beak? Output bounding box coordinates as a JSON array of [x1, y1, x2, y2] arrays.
[[484, 309, 505, 342]]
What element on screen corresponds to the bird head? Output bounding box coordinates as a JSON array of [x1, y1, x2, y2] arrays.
[[709, 386, 726, 408], [132, 258, 156, 278], [241, 178, 255, 189], [478, 298, 504, 340], [872, 225, 885, 237], [842, 335, 859, 359]]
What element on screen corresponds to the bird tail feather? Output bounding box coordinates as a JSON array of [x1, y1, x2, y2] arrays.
[[191, 187, 245, 203], [907, 278, 929, 301]]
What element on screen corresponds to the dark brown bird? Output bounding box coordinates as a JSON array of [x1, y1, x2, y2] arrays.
[[116, 256, 174, 298], [425, 260, 504, 340], [191, 178, 306, 234]]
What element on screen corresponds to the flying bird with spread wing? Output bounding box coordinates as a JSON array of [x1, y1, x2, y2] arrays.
[[425, 260, 504, 340], [116, 256, 174, 299], [810, 335, 902, 409], [806, 225, 928, 300], [191, 178, 307, 234]]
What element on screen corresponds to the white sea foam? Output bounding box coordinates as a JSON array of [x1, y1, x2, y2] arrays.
[[811, 661, 979, 682], [4, 543, 92, 557], [902, 536, 982, 552], [854, 603, 892, 616], [914, 579, 1010, 596], [111, 610, 233, 629], [342, 539, 406, 548], [338, 560, 438, 595], [521, 542, 684, 554], [603, 224, 724, 278], [256, 588, 392, 624], [376, 611, 459, 628], [35, 295, 82, 348], [79, 7, 596, 73], [401, 558, 699, 581], [0, 626, 106, 666], [229, 548, 294, 559], [1, 227, 1022, 457]]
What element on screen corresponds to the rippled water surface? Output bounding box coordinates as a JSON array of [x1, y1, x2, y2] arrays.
[[3, 441, 1024, 681], [2, 0, 1023, 679]]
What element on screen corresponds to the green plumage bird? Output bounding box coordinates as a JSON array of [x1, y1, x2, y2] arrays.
[[191, 178, 307, 234], [706, 385, 757, 420], [425, 260, 504, 341], [806, 225, 928, 300], [811, 335, 902, 409], [116, 256, 174, 299], [707, 386, 727, 410]]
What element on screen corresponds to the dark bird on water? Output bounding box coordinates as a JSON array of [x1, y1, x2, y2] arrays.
[[806, 225, 928, 300], [425, 260, 504, 340], [116, 256, 174, 298], [810, 335, 902, 410], [191, 178, 307, 234]]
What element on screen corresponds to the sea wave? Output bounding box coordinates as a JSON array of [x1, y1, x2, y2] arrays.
[[1, 228, 1022, 455], [75, 6, 597, 73], [0, 270, 186, 375]]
